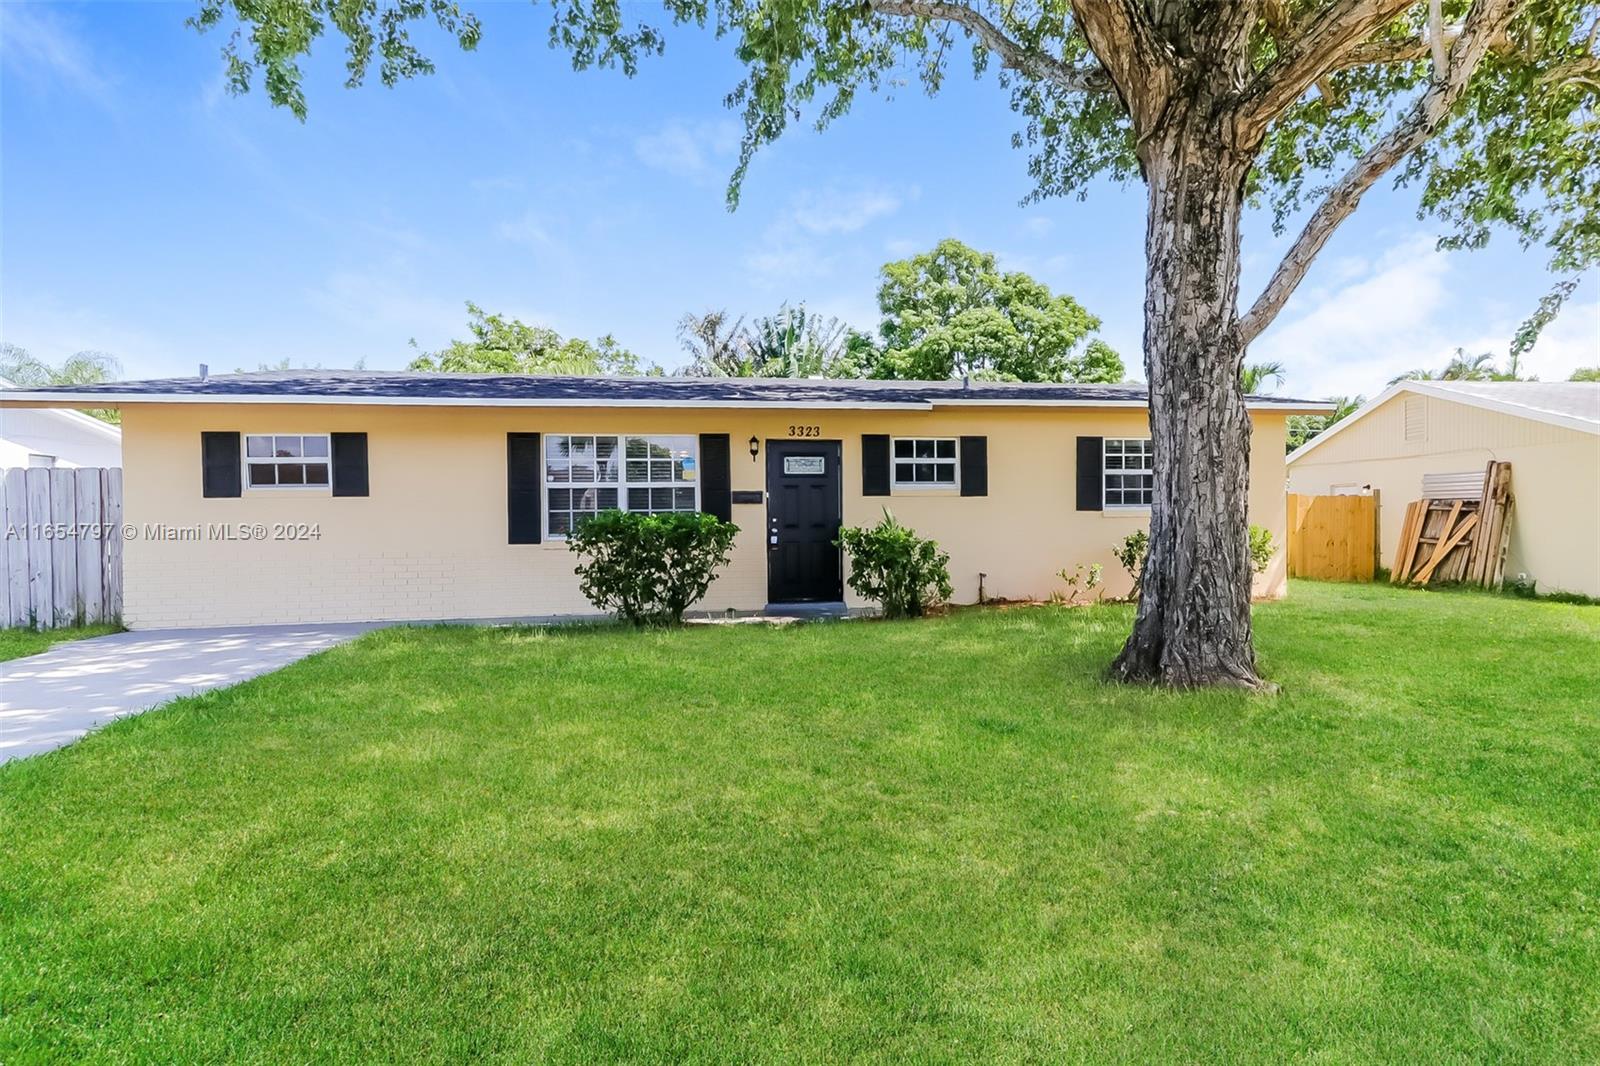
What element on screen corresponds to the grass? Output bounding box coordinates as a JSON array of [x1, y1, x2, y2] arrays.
[[0, 623, 121, 662], [2, 582, 1597, 1062]]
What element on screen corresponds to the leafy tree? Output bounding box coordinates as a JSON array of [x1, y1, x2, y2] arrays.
[[1571, 366, 1600, 382], [0, 344, 122, 424], [1240, 361, 1287, 393], [190, 0, 1600, 688], [870, 239, 1123, 383], [1286, 394, 1364, 452], [409, 302, 660, 376]]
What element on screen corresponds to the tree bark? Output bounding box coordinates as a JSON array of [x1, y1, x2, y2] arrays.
[[1111, 115, 1263, 689]]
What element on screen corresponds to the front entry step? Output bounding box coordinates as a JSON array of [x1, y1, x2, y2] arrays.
[[763, 601, 849, 619]]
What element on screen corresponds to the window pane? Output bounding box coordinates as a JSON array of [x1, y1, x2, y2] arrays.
[[246, 435, 272, 458], [302, 436, 329, 458], [571, 460, 596, 483], [914, 439, 934, 458], [596, 488, 618, 510], [627, 488, 649, 510], [1106, 454, 1124, 470], [652, 487, 673, 510], [650, 459, 672, 482], [1106, 489, 1122, 505], [626, 460, 648, 482], [277, 463, 305, 485], [548, 435, 570, 460], [934, 464, 955, 483], [546, 459, 569, 483], [894, 439, 913, 458], [674, 487, 695, 510], [305, 463, 329, 485], [248, 463, 275, 486], [274, 435, 302, 458], [625, 437, 649, 459], [936, 439, 956, 459], [915, 462, 934, 481], [548, 489, 571, 510], [549, 511, 571, 535], [1106, 440, 1123, 454]]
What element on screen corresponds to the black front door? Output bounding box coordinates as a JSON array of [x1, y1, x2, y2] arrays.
[[766, 440, 843, 603]]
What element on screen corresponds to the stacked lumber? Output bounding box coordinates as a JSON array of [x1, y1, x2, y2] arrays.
[[1390, 460, 1514, 588]]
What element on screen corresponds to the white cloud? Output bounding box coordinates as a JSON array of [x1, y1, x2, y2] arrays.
[[743, 182, 908, 285], [633, 118, 740, 182], [1251, 236, 1600, 395], [0, 5, 115, 107], [495, 210, 562, 254], [788, 185, 904, 235]]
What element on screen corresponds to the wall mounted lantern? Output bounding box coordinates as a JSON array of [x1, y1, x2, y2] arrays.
[[748, 436, 760, 460]]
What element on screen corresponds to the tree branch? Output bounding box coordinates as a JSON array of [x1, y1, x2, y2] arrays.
[[865, 0, 1113, 93], [1239, 0, 1523, 346], [1240, 0, 1416, 139], [1066, 0, 1172, 132]]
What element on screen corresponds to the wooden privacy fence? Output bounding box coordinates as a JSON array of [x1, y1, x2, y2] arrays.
[[0, 467, 123, 629], [1287, 492, 1378, 582]]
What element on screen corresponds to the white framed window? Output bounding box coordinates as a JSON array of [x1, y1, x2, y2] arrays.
[[245, 434, 330, 489], [892, 437, 957, 487], [1104, 438, 1153, 507], [544, 433, 698, 538]]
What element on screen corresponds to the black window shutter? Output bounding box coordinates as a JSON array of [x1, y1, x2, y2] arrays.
[[331, 433, 369, 497], [862, 435, 891, 496], [507, 433, 542, 544], [1076, 436, 1104, 511], [698, 433, 732, 522], [201, 432, 242, 498], [958, 436, 988, 497]]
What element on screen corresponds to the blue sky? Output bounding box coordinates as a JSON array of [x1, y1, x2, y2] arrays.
[[2, 1, 1595, 398]]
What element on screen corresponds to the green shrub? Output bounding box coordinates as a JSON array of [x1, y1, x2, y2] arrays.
[[568, 510, 739, 625], [836, 510, 953, 619], [1113, 529, 1149, 599], [1248, 525, 1276, 575]]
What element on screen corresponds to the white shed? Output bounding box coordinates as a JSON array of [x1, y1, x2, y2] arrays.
[[1286, 380, 1600, 598], [0, 379, 122, 469]]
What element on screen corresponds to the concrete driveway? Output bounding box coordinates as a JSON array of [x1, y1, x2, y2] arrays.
[[0, 624, 377, 763]]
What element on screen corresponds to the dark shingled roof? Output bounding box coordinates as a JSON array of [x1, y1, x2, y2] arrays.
[[0, 370, 1331, 410]]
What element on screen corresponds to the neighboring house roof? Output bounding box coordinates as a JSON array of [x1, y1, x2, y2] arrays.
[[1287, 379, 1600, 464], [0, 376, 122, 468], [0, 370, 1333, 413]]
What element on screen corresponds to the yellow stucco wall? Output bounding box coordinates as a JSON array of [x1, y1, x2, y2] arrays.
[[118, 403, 1292, 628], [1287, 391, 1600, 596]]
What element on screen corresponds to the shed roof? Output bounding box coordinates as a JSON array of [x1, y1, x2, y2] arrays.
[[0, 370, 1332, 413], [1287, 379, 1600, 464]]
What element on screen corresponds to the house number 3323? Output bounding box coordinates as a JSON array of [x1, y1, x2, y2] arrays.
[[787, 425, 821, 438]]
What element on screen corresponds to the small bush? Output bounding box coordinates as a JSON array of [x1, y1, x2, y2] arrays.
[[1248, 525, 1276, 575], [1113, 529, 1149, 599], [568, 510, 738, 625], [1053, 563, 1103, 605], [837, 510, 953, 619]]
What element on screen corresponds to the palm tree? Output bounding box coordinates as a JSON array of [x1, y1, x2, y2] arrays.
[[1391, 348, 1504, 385], [1239, 361, 1286, 393], [741, 304, 850, 378], [676, 310, 750, 376], [0, 344, 122, 423]]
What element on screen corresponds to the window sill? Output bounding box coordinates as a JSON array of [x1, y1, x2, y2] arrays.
[[1102, 505, 1151, 515], [892, 484, 960, 496]]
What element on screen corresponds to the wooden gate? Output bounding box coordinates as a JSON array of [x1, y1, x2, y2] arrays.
[[0, 467, 123, 629], [1287, 492, 1377, 582]]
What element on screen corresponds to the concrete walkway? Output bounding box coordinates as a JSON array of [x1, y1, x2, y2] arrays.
[[0, 624, 377, 763]]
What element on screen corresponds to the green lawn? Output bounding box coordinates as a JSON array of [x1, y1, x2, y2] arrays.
[[3, 584, 1597, 1062], [0, 623, 121, 662]]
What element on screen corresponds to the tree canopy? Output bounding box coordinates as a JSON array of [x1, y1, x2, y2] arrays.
[[409, 302, 660, 376], [863, 239, 1123, 382], [677, 304, 863, 377], [0, 344, 122, 423]]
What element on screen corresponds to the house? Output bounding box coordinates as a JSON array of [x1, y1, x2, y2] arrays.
[[0, 379, 121, 469], [1287, 380, 1600, 597], [0, 372, 1328, 629]]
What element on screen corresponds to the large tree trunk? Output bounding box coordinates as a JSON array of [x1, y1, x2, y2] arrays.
[[1111, 116, 1263, 689]]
